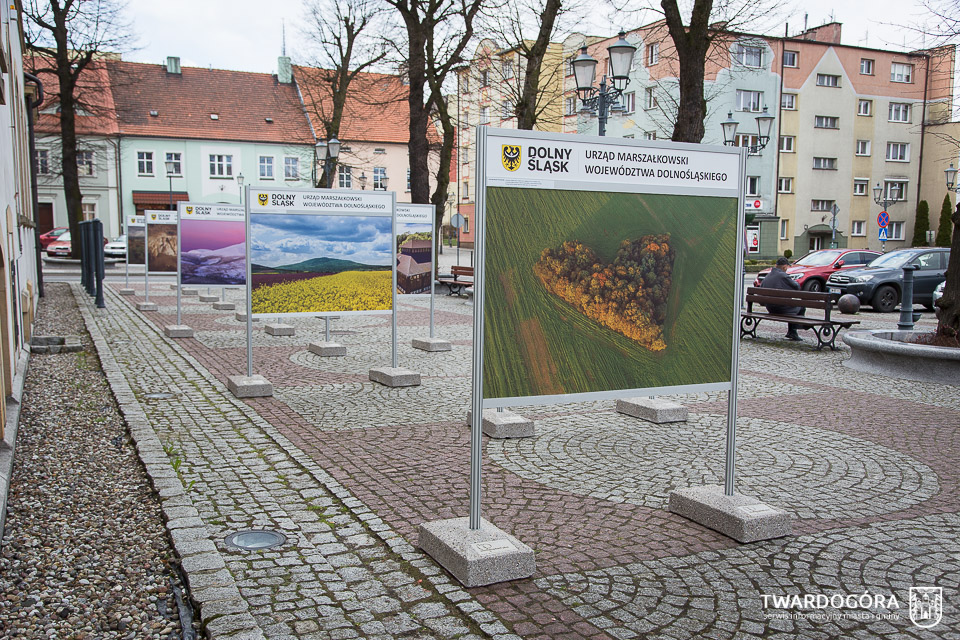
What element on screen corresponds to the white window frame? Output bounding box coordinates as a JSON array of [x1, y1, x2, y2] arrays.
[[644, 87, 657, 110], [781, 93, 797, 110], [885, 142, 910, 162], [885, 180, 908, 201], [855, 140, 871, 156], [779, 136, 795, 153], [647, 43, 659, 66], [888, 102, 911, 123], [853, 179, 868, 195], [462, 180, 469, 200], [209, 154, 233, 177], [813, 157, 837, 170], [860, 59, 874, 75], [622, 91, 635, 113], [77, 150, 95, 177], [814, 115, 839, 129], [890, 62, 913, 83], [137, 151, 154, 176], [259, 155, 274, 179], [643, 131, 656, 140], [783, 50, 798, 68], [480, 106, 490, 124], [777, 177, 793, 193], [858, 99, 872, 116], [338, 164, 352, 188], [735, 43, 763, 67], [851, 220, 866, 236], [734, 134, 761, 156], [564, 96, 577, 116], [816, 74, 840, 87], [284, 156, 300, 180], [501, 99, 512, 118], [811, 199, 835, 212], [165, 152, 182, 176], [889, 221, 905, 240], [502, 60, 514, 79], [736, 89, 763, 112], [780, 219, 789, 239], [373, 166, 387, 190], [37, 149, 50, 174], [746, 175, 761, 196], [81, 201, 97, 219]]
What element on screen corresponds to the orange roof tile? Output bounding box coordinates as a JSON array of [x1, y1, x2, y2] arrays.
[[29, 59, 120, 137]]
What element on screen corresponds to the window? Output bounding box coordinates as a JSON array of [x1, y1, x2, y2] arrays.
[[851, 220, 865, 236], [209, 154, 233, 177], [912, 252, 944, 269], [813, 157, 837, 170], [461, 74, 470, 92], [36, 149, 49, 174], [780, 219, 789, 239], [81, 202, 97, 219], [480, 106, 490, 124], [374, 147, 386, 154], [622, 91, 635, 113], [406, 168, 411, 191], [855, 140, 871, 156], [890, 62, 913, 83], [644, 87, 657, 110], [259, 155, 274, 179], [284, 157, 299, 179], [778, 177, 793, 193], [811, 199, 835, 211], [858, 99, 872, 116], [735, 134, 760, 155], [565, 57, 574, 76], [501, 99, 512, 118], [783, 50, 798, 67], [643, 131, 656, 140], [462, 216, 469, 233], [746, 176, 761, 196], [565, 97, 577, 116], [853, 179, 868, 195], [781, 93, 796, 110], [373, 166, 387, 190], [77, 150, 94, 176], [338, 165, 352, 188], [647, 43, 659, 66], [779, 136, 795, 152], [480, 69, 489, 87], [885, 180, 908, 201], [860, 59, 874, 75], [814, 115, 839, 129], [165, 152, 182, 176], [735, 43, 763, 67], [888, 102, 911, 122], [137, 151, 154, 176], [623, 134, 635, 139], [462, 180, 469, 199], [736, 90, 763, 112], [889, 221, 904, 240], [886, 142, 910, 162], [502, 61, 514, 79], [816, 74, 840, 87]]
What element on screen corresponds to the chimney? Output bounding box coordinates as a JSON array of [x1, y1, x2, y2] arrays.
[[166, 56, 181, 74], [277, 56, 292, 84]]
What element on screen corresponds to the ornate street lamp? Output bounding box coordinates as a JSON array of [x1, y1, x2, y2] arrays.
[[720, 106, 775, 153], [237, 172, 244, 205], [358, 171, 367, 190], [315, 138, 341, 188], [572, 31, 637, 136], [165, 160, 178, 210]]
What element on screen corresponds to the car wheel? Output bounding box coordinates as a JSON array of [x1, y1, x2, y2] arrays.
[[872, 285, 899, 313], [802, 279, 824, 292]]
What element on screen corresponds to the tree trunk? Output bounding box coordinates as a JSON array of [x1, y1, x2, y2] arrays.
[[56, 58, 84, 258], [403, 17, 431, 204], [662, 0, 712, 143], [935, 202, 960, 339], [516, 0, 562, 130]]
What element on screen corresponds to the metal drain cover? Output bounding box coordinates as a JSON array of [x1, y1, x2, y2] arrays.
[[144, 392, 175, 400], [224, 529, 287, 550]]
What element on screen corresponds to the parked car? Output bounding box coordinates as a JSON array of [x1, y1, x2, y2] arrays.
[[754, 248, 881, 291], [45, 232, 72, 258], [933, 281, 945, 318], [39, 226, 68, 249], [104, 235, 127, 259], [826, 248, 950, 312]]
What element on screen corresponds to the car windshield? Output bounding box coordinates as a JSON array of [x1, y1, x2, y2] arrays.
[[114, 235, 126, 243], [867, 252, 915, 268], [59, 232, 71, 242], [794, 250, 844, 267]]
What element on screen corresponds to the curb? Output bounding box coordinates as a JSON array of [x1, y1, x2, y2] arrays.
[[0, 349, 30, 541]]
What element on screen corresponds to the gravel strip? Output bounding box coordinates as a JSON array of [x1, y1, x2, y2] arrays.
[[0, 284, 186, 639]]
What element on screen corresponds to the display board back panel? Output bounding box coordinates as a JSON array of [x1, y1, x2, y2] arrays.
[[178, 203, 246, 286], [145, 210, 178, 274], [396, 204, 433, 296]]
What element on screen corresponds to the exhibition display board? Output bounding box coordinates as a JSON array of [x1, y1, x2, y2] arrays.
[[177, 202, 246, 286], [145, 210, 178, 275]]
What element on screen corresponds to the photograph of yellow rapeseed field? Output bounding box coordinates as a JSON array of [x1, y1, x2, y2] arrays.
[[483, 187, 738, 401], [250, 213, 393, 316]]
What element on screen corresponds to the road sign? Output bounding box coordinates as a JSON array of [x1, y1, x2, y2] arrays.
[[451, 213, 466, 229], [879, 227, 889, 241], [878, 211, 889, 228]]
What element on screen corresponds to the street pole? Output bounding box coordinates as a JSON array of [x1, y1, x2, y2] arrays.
[[830, 203, 839, 249], [597, 78, 609, 137]]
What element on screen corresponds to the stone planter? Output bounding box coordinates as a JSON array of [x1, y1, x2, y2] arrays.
[[842, 330, 960, 384]]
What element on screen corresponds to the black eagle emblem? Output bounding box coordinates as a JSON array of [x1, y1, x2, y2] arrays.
[[502, 145, 521, 171], [257, 193, 268, 206]]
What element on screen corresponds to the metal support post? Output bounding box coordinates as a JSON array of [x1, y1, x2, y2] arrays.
[[898, 265, 918, 331]]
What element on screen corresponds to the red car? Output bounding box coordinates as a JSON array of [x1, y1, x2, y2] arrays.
[[46, 232, 72, 258], [754, 248, 882, 292], [39, 226, 68, 249]]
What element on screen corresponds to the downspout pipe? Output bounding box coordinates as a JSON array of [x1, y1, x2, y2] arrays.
[[23, 72, 44, 298]]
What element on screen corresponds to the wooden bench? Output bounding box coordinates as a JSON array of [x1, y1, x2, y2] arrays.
[[741, 287, 859, 351], [437, 265, 474, 296]]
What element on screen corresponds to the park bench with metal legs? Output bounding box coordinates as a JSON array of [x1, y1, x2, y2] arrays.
[[740, 287, 859, 351], [437, 265, 474, 296]]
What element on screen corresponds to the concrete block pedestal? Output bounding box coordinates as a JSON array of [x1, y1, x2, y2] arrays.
[[418, 517, 535, 587], [168, 284, 178, 290], [213, 302, 235, 311], [617, 397, 688, 423], [163, 325, 194, 338], [234, 312, 259, 323], [265, 323, 295, 337], [119, 288, 135, 296], [412, 337, 452, 352], [136, 302, 158, 312], [668, 485, 792, 543], [369, 367, 421, 387], [466, 409, 535, 438], [181, 288, 199, 296], [226, 374, 273, 398], [308, 341, 346, 357], [199, 294, 219, 302]]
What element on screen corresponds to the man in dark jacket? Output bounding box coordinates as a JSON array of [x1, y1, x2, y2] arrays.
[[761, 257, 805, 341]]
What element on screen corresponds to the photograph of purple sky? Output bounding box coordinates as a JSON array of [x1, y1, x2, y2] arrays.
[[180, 219, 245, 252]]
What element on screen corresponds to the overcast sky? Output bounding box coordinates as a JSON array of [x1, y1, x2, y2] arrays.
[[122, 0, 944, 75]]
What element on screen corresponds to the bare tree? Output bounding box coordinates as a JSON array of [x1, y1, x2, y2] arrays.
[[23, 0, 134, 257]]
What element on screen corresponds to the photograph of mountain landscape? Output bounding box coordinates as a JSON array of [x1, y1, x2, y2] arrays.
[[127, 224, 145, 265], [250, 213, 393, 315], [179, 219, 246, 285], [483, 186, 738, 401], [147, 222, 178, 273]]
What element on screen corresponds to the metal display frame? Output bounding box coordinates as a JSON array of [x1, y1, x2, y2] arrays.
[[469, 127, 746, 529], [396, 203, 439, 338], [125, 214, 145, 292]]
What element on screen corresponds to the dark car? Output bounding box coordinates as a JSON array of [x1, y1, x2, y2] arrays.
[[826, 248, 950, 312], [39, 226, 68, 249], [754, 248, 881, 291]]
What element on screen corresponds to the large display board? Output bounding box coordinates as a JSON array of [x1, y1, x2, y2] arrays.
[[177, 202, 246, 286], [126, 215, 145, 265], [248, 188, 396, 317], [396, 204, 433, 295], [477, 128, 743, 407], [145, 210, 178, 274]]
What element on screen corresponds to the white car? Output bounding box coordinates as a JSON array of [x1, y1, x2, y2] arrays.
[[933, 281, 945, 318], [104, 235, 127, 259]]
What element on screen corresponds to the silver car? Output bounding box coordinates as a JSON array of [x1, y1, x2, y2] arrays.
[[104, 235, 127, 259]]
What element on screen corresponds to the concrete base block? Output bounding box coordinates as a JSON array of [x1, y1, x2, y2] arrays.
[[616, 397, 688, 423], [308, 341, 346, 357], [136, 302, 158, 312], [198, 294, 219, 302], [119, 288, 136, 296], [226, 374, 273, 398], [181, 288, 198, 296], [418, 517, 535, 587], [234, 313, 259, 322], [668, 484, 792, 543], [466, 409, 535, 439], [369, 366, 421, 387], [163, 325, 194, 338], [412, 337, 453, 352], [213, 302, 235, 311], [169, 284, 178, 290], [265, 323, 295, 336]]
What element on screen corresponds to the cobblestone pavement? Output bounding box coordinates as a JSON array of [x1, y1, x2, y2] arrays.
[[78, 281, 959, 639]]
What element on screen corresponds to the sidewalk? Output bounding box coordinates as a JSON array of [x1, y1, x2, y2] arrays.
[[71, 281, 959, 638]]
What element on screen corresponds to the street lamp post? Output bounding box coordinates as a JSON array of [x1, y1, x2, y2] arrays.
[[237, 173, 244, 205], [165, 160, 177, 210], [358, 172, 367, 190], [720, 107, 775, 153], [315, 138, 341, 188], [872, 182, 901, 253], [572, 32, 637, 137]]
